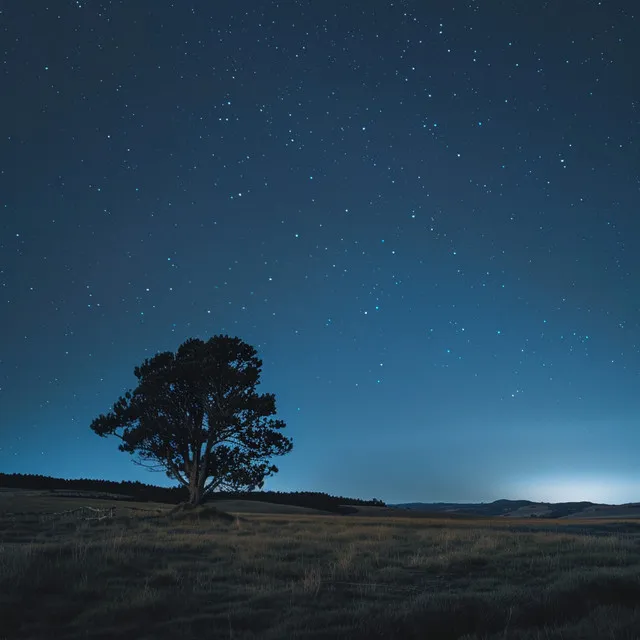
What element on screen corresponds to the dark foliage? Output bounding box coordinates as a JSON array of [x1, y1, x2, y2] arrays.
[[89, 335, 293, 505]]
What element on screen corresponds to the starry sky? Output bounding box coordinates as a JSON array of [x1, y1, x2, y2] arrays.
[[2, 1, 639, 505]]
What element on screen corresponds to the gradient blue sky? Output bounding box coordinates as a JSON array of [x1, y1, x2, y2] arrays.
[[2, 1, 639, 504]]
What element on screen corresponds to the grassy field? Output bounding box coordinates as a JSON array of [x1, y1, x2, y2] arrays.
[[2, 493, 640, 639]]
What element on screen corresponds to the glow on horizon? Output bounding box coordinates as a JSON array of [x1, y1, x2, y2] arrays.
[[509, 474, 640, 505]]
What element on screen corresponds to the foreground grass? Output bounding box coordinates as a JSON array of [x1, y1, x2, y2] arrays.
[[2, 504, 640, 639]]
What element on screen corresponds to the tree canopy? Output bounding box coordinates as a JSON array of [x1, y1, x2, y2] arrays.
[[90, 335, 293, 505]]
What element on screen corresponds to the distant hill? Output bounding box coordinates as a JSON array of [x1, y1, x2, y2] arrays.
[[395, 500, 537, 516], [210, 499, 334, 515], [392, 499, 640, 519], [205, 490, 385, 513]]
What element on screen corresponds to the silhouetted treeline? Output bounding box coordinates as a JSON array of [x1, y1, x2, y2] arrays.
[[0, 473, 385, 511], [206, 490, 385, 512], [0, 473, 188, 503]]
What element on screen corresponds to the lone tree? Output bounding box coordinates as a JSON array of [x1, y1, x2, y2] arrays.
[[90, 335, 293, 506]]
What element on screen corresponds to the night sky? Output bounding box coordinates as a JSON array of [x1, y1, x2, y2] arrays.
[[2, 1, 639, 505]]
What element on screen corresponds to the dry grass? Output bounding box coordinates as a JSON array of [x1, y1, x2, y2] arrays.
[[2, 497, 640, 639]]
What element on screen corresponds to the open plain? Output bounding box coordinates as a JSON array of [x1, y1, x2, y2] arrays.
[[2, 491, 640, 639]]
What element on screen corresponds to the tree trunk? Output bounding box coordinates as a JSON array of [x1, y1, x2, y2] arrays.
[[188, 482, 202, 505], [188, 466, 209, 506], [186, 439, 206, 506]]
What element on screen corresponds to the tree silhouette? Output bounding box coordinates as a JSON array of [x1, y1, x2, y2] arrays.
[[90, 335, 293, 505]]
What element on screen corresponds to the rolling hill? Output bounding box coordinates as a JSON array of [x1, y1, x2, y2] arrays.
[[393, 499, 640, 519]]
